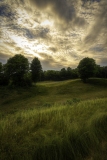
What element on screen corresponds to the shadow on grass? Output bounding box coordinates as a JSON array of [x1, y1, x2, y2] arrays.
[[0, 85, 49, 106], [87, 78, 107, 87]]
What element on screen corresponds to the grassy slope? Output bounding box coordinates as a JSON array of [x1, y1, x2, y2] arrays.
[[0, 78, 107, 160], [0, 79, 107, 115]]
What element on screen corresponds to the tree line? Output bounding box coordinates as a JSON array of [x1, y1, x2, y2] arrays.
[[0, 54, 107, 86]]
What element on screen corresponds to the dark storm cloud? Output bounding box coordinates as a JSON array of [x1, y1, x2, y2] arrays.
[[73, 16, 86, 27], [49, 47, 57, 52], [39, 52, 49, 59], [11, 25, 35, 39], [23, 27, 50, 40], [23, 28, 35, 39], [89, 45, 105, 52], [82, 0, 101, 5], [41, 58, 56, 70], [0, 4, 15, 19], [37, 27, 50, 39], [81, 0, 101, 8], [0, 52, 11, 63], [98, 58, 107, 66], [41, 58, 65, 70], [84, 0, 107, 45], [9, 24, 50, 40], [30, 0, 86, 27]]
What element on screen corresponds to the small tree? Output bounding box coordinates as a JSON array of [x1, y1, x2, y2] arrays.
[[5, 54, 30, 86], [30, 57, 42, 82], [78, 57, 96, 82]]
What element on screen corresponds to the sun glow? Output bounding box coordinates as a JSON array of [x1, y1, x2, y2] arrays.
[[41, 19, 54, 27], [9, 34, 45, 59]]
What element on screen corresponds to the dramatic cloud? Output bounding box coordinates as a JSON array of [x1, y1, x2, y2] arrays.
[[0, 52, 11, 63], [0, 0, 107, 69], [30, 0, 86, 27], [0, 4, 14, 18], [99, 58, 107, 66], [84, 0, 107, 46]]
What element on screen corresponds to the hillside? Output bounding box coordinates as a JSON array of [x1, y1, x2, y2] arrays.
[[0, 78, 107, 160], [0, 78, 107, 115]]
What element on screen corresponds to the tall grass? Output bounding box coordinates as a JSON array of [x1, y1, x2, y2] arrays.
[[0, 98, 107, 160]]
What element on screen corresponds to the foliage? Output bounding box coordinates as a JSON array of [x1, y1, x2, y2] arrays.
[[0, 62, 2, 72], [43, 68, 78, 81], [18, 72, 32, 87], [0, 98, 107, 160], [96, 66, 107, 78], [0, 78, 107, 115], [0, 55, 107, 87], [44, 70, 60, 81], [0, 63, 9, 85], [5, 54, 30, 86], [0, 62, 3, 85], [78, 57, 96, 82], [30, 57, 42, 82], [60, 68, 67, 80]]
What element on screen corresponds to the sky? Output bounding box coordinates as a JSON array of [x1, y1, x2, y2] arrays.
[[0, 0, 107, 70]]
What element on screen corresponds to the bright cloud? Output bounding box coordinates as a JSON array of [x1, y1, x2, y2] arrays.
[[0, 0, 107, 69]]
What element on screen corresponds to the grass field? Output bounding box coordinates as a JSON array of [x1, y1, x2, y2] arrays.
[[0, 78, 107, 160]]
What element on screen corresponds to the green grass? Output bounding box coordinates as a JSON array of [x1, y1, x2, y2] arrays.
[[0, 98, 107, 160], [0, 78, 107, 160], [0, 79, 107, 116]]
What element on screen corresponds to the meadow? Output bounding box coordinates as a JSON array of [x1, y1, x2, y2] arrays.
[[0, 78, 107, 160]]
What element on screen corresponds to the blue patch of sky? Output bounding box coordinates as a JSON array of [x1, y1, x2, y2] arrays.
[[23, 28, 35, 39], [0, 4, 14, 18], [7, 25, 36, 40], [89, 44, 104, 52]]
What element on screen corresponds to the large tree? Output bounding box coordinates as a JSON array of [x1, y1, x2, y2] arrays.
[[5, 54, 30, 86], [30, 57, 42, 82], [78, 57, 96, 82]]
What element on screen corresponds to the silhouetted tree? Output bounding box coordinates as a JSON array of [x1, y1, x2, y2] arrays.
[[0, 62, 3, 85], [43, 67, 79, 81], [30, 57, 42, 82], [78, 57, 96, 82], [43, 70, 60, 81], [66, 67, 72, 79], [72, 68, 79, 79], [0, 62, 9, 85], [5, 54, 31, 86], [0, 62, 2, 72], [60, 68, 67, 80], [103, 66, 107, 78]]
